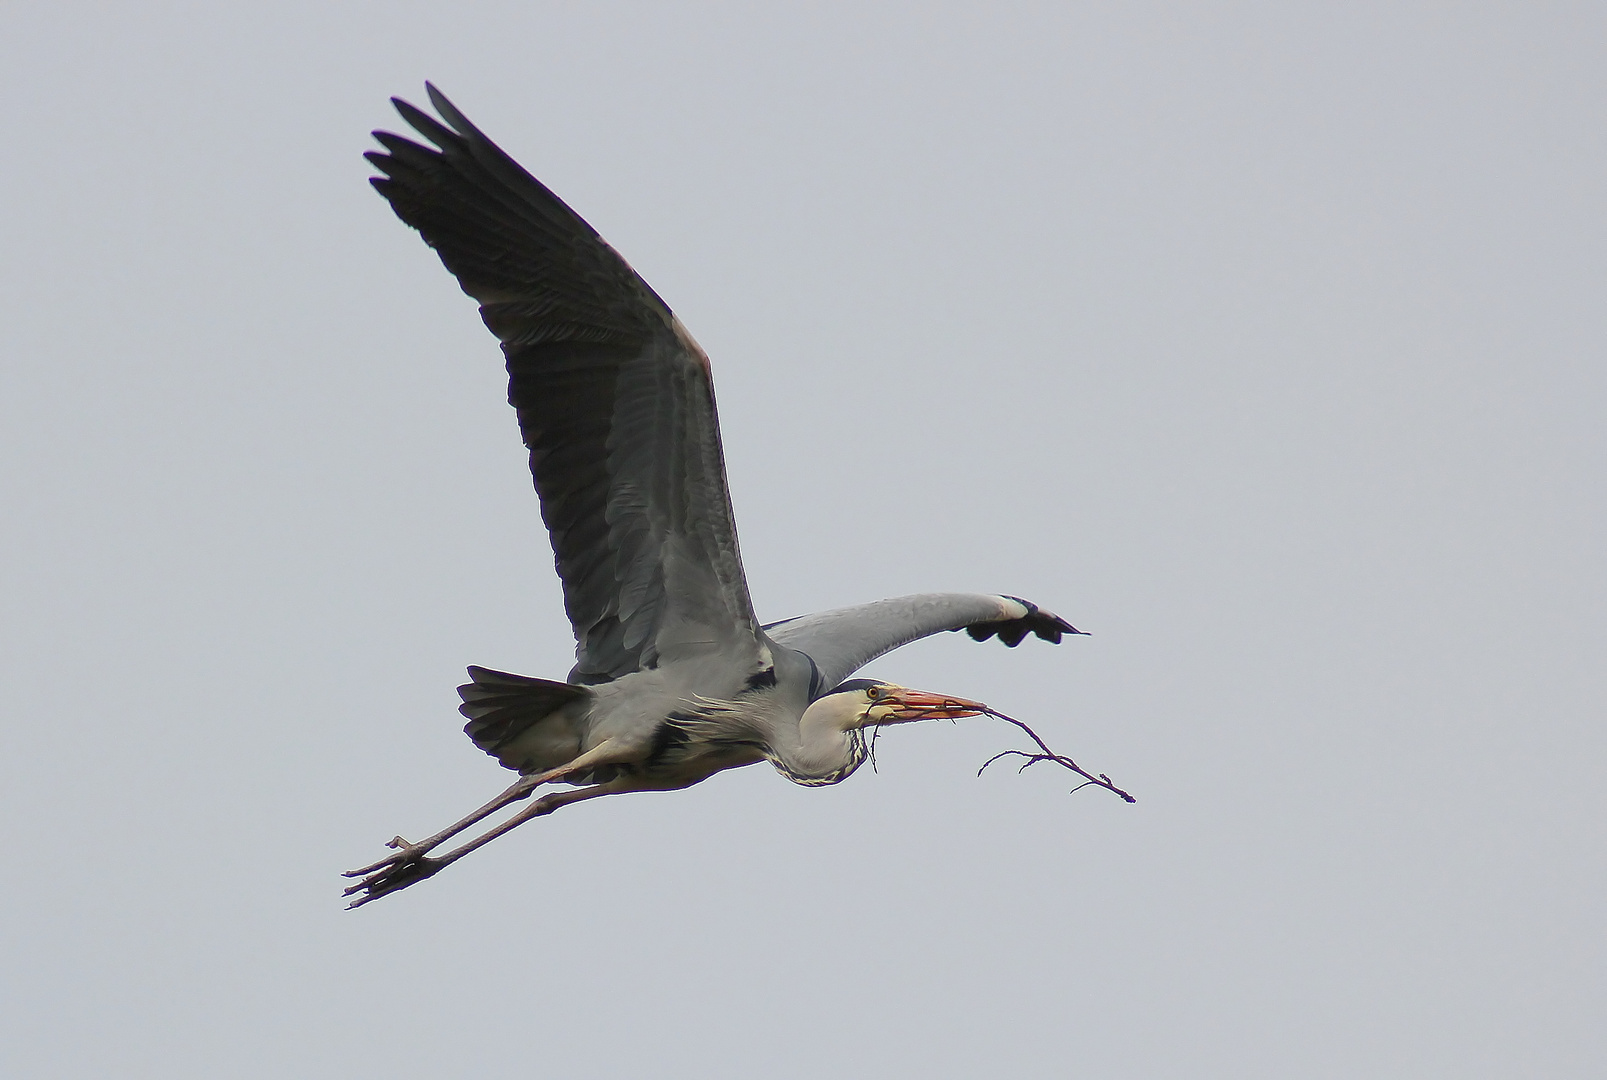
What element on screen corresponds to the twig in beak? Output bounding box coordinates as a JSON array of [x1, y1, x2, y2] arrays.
[[976, 707, 1136, 803]]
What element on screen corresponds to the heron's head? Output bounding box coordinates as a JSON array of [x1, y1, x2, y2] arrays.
[[815, 679, 988, 730], [774, 679, 989, 787]]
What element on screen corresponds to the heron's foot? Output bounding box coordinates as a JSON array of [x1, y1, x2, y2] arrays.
[[342, 839, 446, 908], [342, 835, 430, 876]]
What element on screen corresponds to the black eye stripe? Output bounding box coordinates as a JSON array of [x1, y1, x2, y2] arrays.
[[823, 678, 885, 698]]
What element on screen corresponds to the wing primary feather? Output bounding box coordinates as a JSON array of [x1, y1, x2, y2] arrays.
[[370, 86, 768, 685]]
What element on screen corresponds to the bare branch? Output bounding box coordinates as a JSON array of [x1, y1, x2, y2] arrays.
[[975, 707, 1136, 803]]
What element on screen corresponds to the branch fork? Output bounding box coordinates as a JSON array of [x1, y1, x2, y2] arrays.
[[974, 706, 1136, 803]]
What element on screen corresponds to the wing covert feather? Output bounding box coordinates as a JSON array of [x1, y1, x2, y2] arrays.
[[765, 593, 1082, 693]]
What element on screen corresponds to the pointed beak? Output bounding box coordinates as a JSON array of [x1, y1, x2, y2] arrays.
[[881, 687, 989, 722]]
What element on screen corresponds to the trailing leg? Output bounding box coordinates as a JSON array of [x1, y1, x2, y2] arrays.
[[341, 737, 635, 905], [342, 777, 641, 908]]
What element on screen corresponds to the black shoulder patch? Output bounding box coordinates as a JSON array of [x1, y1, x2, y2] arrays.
[[648, 717, 694, 763], [805, 653, 825, 700]]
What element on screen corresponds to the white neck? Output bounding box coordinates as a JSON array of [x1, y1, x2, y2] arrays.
[[767, 694, 867, 787]]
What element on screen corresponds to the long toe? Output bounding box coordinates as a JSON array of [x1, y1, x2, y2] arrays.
[[343, 855, 445, 908], [342, 852, 403, 878], [343, 839, 433, 878]]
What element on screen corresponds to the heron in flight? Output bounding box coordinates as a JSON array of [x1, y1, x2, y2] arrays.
[[344, 85, 1088, 907]]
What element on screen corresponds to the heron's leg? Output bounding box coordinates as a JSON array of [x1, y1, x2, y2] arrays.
[[343, 737, 633, 877], [350, 774, 539, 872], [428, 779, 633, 867], [342, 777, 643, 909]]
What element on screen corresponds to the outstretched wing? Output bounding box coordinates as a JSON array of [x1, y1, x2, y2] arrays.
[[368, 85, 766, 684], [765, 593, 1083, 694]]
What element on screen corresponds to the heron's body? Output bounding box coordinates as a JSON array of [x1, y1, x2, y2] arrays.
[[460, 593, 1068, 790], [344, 87, 1086, 907]]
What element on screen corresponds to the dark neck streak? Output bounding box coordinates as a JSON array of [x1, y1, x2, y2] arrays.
[[768, 725, 866, 787]]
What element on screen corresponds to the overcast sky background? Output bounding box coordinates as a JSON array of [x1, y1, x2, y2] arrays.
[[3, 3, 1603, 1076]]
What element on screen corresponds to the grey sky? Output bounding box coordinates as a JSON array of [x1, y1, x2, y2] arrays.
[[3, 3, 1603, 1076]]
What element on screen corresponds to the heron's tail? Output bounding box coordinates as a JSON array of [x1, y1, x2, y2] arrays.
[[457, 666, 591, 771]]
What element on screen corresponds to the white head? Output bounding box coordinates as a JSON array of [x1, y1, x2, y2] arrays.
[[771, 680, 988, 786]]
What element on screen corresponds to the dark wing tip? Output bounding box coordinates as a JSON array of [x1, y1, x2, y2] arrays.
[[390, 96, 460, 150], [963, 596, 1086, 647], [424, 83, 477, 138]]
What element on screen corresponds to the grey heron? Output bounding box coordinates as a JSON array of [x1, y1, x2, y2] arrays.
[[344, 85, 1095, 908]]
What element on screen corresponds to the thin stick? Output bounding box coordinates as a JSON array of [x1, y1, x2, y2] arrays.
[[975, 707, 1136, 803]]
